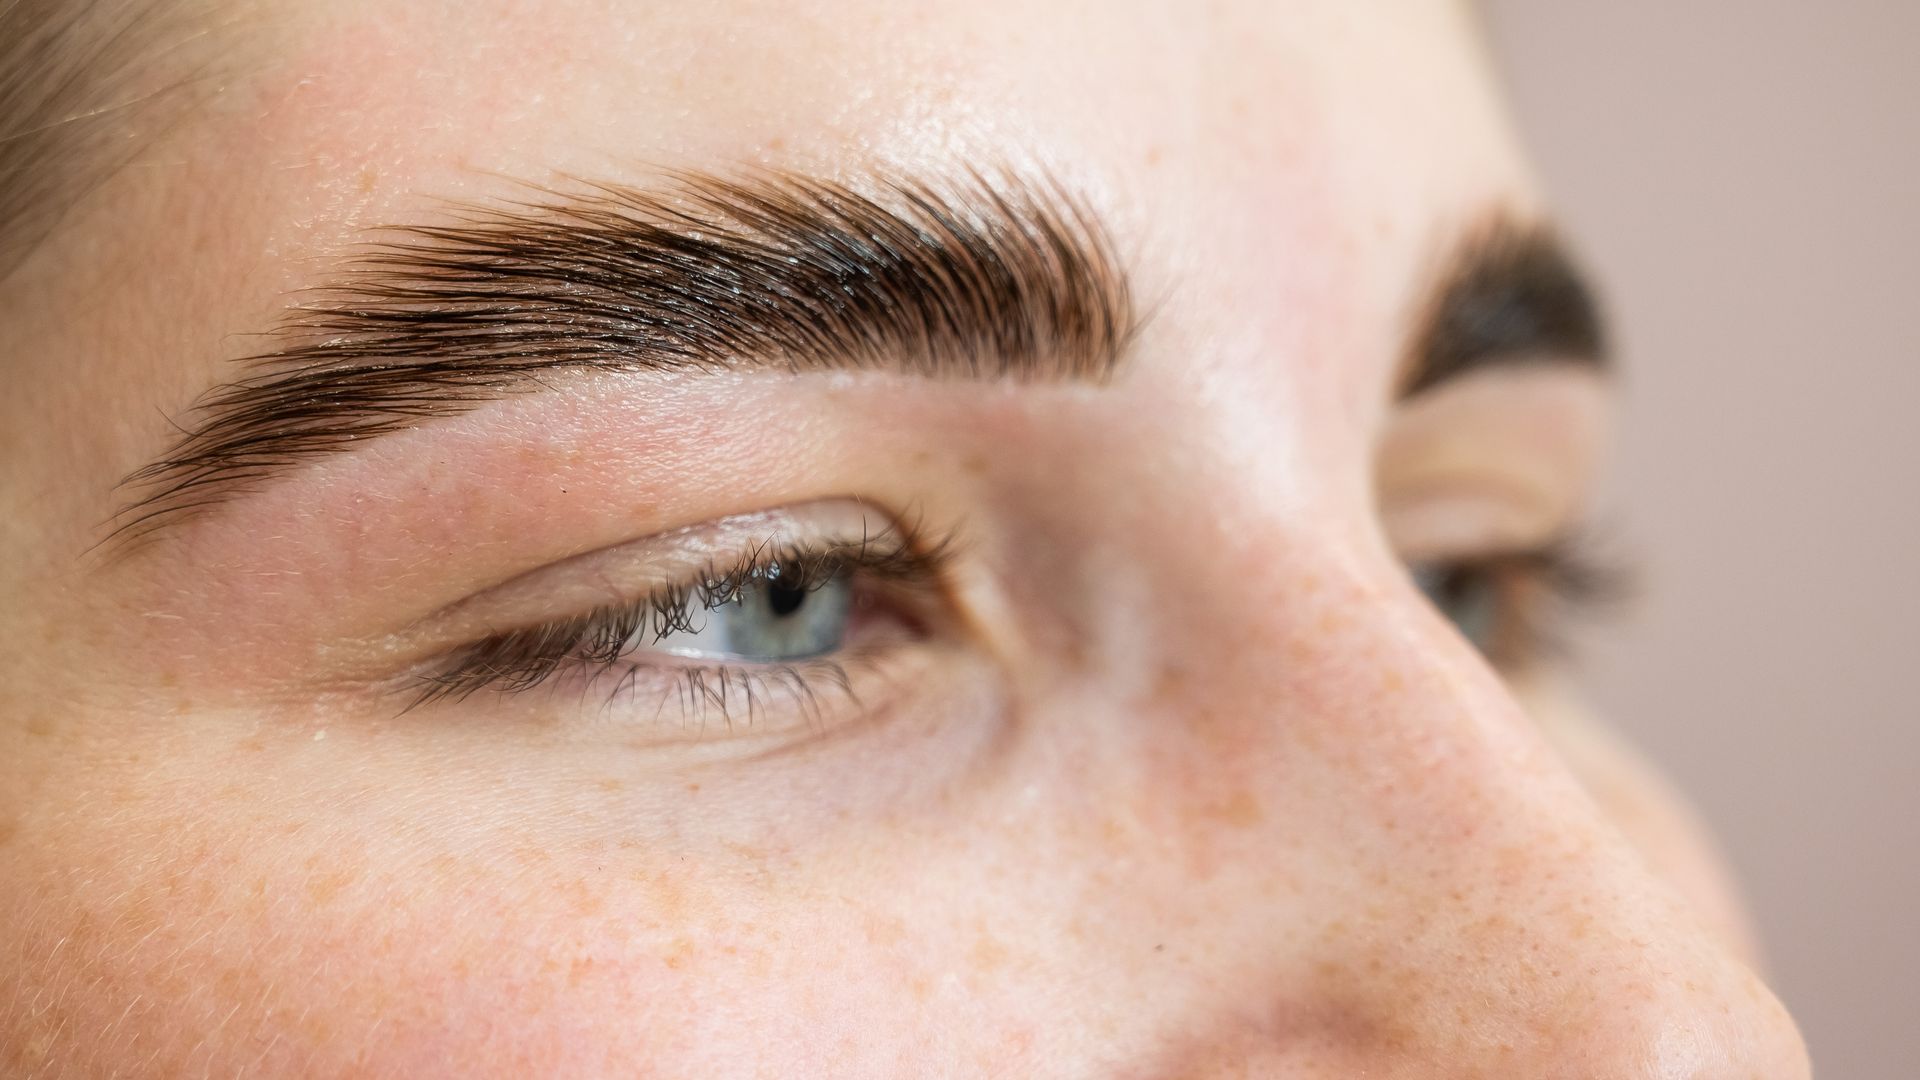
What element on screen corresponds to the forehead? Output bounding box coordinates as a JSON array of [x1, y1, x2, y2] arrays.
[[244, 0, 1528, 221]]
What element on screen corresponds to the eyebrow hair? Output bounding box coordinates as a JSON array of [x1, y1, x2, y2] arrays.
[[1397, 217, 1608, 399], [106, 177, 1600, 549], [107, 167, 1136, 545]]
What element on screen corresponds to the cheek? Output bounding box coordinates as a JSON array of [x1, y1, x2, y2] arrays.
[[0, 724, 1066, 1077], [1, 805, 866, 1075]]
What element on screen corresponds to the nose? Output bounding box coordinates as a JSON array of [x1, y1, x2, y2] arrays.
[[1128, 542, 1811, 1078]]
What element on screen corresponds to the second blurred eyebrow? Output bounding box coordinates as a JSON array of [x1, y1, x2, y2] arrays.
[[1397, 217, 1609, 399], [109, 167, 1137, 545]]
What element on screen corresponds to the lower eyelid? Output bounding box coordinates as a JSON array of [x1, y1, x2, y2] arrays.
[[422, 643, 919, 744]]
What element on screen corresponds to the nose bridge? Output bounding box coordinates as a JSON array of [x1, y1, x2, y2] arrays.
[[1127, 537, 1810, 1077]]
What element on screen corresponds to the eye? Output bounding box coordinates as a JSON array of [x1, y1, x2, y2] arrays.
[[644, 559, 854, 662], [1412, 560, 1501, 655], [1409, 537, 1625, 669], [406, 505, 955, 732]]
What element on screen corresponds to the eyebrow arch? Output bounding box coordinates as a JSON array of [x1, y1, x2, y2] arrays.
[[1396, 217, 1609, 400], [105, 166, 1136, 547]]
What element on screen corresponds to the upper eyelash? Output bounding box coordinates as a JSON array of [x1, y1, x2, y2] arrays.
[[1439, 528, 1634, 667], [410, 518, 952, 707]]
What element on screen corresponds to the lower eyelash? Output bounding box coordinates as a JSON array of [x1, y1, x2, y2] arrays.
[[597, 657, 862, 734]]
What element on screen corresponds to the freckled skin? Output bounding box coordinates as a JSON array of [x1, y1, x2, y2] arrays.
[[0, 0, 1808, 1077]]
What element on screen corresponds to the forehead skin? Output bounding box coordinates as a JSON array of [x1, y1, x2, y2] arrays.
[[0, 2, 1808, 1078]]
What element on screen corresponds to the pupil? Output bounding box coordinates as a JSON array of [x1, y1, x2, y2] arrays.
[[767, 581, 806, 617]]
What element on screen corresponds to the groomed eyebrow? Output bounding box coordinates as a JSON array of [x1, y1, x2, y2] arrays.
[[1397, 217, 1609, 399], [107, 178, 1600, 550], [107, 166, 1136, 546]]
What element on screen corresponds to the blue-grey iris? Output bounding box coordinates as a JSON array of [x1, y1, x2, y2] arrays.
[[660, 566, 852, 661]]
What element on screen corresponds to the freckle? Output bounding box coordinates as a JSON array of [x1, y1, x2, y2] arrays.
[[864, 913, 907, 947], [0, 820, 18, 846], [766, 135, 786, 152], [1207, 789, 1264, 829], [1286, 634, 1316, 666], [563, 878, 606, 917], [22, 1029, 53, 1063], [1152, 665, 1189, 701], [662, 935, 695, 969], [596, 778, 624, 792], [237, 737, 265, 753], [685, 782, 701, 795], [24, 716, 53, 737], [1379, 669, 1404, 694], [970, 932, 1009, 973], [358, 165, 377, 194], [632, 869, 688, 921], [305, 866, 361, 905], [962, 454, 989, 475], [910, 975, 933, 1002], [568, 954, 596, 987]]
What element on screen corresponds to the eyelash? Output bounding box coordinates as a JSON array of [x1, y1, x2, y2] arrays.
[[412, 521, 954, 714], [1417, 530, 1629, 669], [410, 514, 1615, 724]]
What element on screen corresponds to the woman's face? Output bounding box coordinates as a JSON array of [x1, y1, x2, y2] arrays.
[[0, 1, 1808, 1075]]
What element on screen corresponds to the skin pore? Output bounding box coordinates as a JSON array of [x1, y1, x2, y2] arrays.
[[0, 1, 1808, 1076]]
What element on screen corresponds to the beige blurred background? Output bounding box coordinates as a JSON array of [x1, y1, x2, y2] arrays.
[[1480, 2, 1919, 1075]]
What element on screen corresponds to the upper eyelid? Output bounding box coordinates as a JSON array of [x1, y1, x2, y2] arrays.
[[372, 501, 910, 662]]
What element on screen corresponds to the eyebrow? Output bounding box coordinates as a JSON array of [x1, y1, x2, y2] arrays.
[[107, 171, 1604, 548], [107, 166, 1136, 545], [1397, 217, 1608, 399]]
